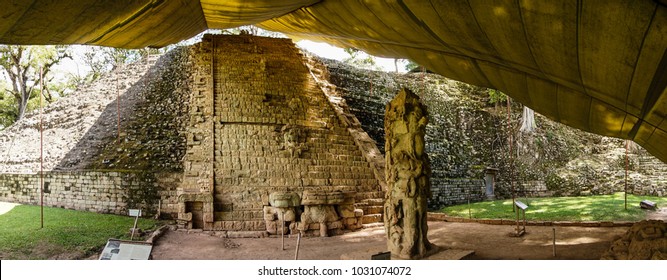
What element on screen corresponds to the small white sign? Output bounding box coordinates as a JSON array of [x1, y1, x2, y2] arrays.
[[129, 209, 142, 217]]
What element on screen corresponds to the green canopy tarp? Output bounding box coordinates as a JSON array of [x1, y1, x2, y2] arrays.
[[1, 0, 665, 162]]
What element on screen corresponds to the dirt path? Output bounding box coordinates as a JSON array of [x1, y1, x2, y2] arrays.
[[150, 221, 628, 260], [647, 207, 667, 221], [0, 202, 18, 215]]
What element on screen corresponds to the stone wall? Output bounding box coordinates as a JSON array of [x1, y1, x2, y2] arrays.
[[0, 55, 158, 173], [172, 35, 384, 233], [430, 178, 485, 209], [0, 48, 192, 174], [320, 57, 667, 209], [0, 36, 386, 235], [516, 181, 553, 197], [321, 58, 500, 208], [84, 49, 191, 172], [0, 171, 180, 216]]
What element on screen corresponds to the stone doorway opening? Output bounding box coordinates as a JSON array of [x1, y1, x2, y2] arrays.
[[186, 201, 204, 229]]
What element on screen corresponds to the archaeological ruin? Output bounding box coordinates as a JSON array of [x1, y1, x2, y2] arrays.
[[384, 88, 435, 259], [1, 34, 667, 247], [0, 0, 667, 260], [0, 35, 388, 236], [176, 35, 385, 234], [1, 1, 667, 261]]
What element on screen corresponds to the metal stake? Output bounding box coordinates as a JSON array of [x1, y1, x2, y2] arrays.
[[116, 57, 120, 143], [625, 140, 628, 210], [39, 67, 44, 229], [467, 190, 471, 219], [294, 232, 301, 260], [131, 214, 139, 240], [552, 228, 556, 257]]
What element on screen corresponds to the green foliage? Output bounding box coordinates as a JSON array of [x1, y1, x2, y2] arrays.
[[487, 88, 507, 104], [0, 80, 15, 129], [342, 48, 380, 70], [440, 193, 667, 221], [545, 172, 567, 192], [404, 60, 419, 72], [615, 154, 636, 171], [79, 46, 161, 83], [0, 205, 159, 259], [0, 45, 71, 127]]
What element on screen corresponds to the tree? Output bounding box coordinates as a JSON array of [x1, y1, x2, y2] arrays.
[[0, 80, 14, 128], [343, 48, 379, 70], [519, 106, 536, 133], [487, 89, 507, 111], [0, 45, 71, 124], [404, 60, 419, 72], [79, 46, 158, 83]]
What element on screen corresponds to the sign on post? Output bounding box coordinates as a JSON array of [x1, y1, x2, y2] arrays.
[[129, 209, 141, 240], [129, 209, 142, 217], [510, 201, 527, 237]]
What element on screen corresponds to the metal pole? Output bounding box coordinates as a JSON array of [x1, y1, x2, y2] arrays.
[[131, 215, 139, 240], [116, 57, 120, 143], [467, 189, 471, 219], [421, 66, 425, 98], [281, 210, 285, 250], [515, 204, 519, 234], [294, 232, 301, 260], [370, 74, 373, 97], [508, 98, 515, 212], [625, 140, 628, 210], [552, 228, 556, 257], [40, 67, 44, 229]]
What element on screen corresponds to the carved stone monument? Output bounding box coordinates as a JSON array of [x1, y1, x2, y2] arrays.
[[384, 88, 435, 259]]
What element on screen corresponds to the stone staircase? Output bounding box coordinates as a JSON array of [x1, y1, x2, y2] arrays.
[[301, 51, 387, 228], [355, 196, 385, 228]]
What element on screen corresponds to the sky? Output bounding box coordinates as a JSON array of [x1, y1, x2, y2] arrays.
[[51, 38, 407, 83], [295, 40, 408, 72]]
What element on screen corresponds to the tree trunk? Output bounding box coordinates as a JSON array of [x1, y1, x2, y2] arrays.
[[520, 106, 536, 133]]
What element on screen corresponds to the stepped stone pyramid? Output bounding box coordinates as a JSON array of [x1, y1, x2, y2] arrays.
[[0, 35, 386, 236], [177, 35, 385, 234]]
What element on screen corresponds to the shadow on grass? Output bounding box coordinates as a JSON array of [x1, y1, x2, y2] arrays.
[[440, 192, 666, 221], [0, 205, 159, 259]]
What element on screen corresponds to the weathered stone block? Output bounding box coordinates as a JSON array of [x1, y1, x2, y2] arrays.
[[327, 220, 343, 229], [338, 204, 356, 218], [268, 191, 300, 207]]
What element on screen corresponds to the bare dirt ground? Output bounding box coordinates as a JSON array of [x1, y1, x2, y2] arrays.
[[0, 202, 18, 215], [150, 221, 630, 260]]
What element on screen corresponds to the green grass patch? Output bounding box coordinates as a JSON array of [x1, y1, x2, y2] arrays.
[[0, 205, 159, 259], [440, 192, 666, 222]]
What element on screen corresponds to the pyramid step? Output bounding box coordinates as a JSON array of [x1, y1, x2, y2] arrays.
[[361, 222, 384, 229], [363, 198, 385, 206], [355, 192, 385, 201], [361, 213, 383, 224], [354, 202, 369, 208], [362, 205, 384, 215]]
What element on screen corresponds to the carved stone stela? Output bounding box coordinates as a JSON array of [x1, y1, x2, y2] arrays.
[[384, 88, 435, 259]]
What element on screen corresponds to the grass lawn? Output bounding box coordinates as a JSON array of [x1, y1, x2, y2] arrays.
[[0, 204, 160, 260], [440, 192, 666, 222]]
